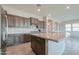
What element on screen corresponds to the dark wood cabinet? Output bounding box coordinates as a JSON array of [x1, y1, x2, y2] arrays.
[[7, 14, 46, 29], [16, 16, 25, 27], [38, 21, 45, 28], [31, 35, 45, 55], [7, 14, 47, 31], [23, 34, 31, 43], [14, 16, 21, 27], [7, 14, 30, 27], [30, 17, 38, 25], [48, 20, 53, 32], [7, 14, 15, 27], [24, 18, 30, 27]]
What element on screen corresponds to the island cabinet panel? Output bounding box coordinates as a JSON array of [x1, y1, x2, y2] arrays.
[[23, 34, 31, 43], [31, 35, 45, 55]]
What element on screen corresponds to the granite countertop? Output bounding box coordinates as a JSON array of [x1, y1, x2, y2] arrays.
[[31, 32, 66, 42]]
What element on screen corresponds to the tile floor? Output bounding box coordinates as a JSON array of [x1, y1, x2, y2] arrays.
[[63, 37, 79, 55], [6, 37, 79, 55]]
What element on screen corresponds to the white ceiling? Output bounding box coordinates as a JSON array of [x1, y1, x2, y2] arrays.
[[2, 4, 79, 22]]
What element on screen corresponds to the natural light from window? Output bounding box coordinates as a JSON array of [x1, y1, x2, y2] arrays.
[[72, 23, 79, 31], [66, 24, 71, 31], [65, 23, 79, 32]]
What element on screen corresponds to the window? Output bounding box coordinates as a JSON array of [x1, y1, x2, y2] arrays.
[[65, 24, 71, 31], [72, 23, 79, 31]]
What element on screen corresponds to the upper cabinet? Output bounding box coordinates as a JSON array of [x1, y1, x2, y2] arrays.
[[15, 16, 25, 27], [51, 20, 59, 32], [30, 17, 38, 25], [7, 14, 15, 27], [7, 14, 30, 28], [30, 17, 46, 29], [24, 18, 30, 28], [48, 20, 53, 32], [7, 14, 46, 30], [38, 20, 46, 29]]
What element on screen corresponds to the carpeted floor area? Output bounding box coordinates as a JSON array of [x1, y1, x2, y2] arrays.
[[6, 42, 35, 55]]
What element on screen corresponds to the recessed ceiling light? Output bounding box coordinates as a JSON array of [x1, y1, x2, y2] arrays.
[[66, 6, 70, 9], [37, 8, 40, 12]]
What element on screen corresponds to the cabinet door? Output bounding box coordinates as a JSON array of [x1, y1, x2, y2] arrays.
[[43, 21, 46, 29], [31, 35, 45, 55], [52, 21, 57, 31], [25, 18, 30, 27], [40, 21, 44, 28], [7, 14, 27, 27], [34, 19, 38, 25], [30, 17, 38, 25], [7, 14, 15, 27], [15, 16, 20, 27], [23, 34, 31, 43], [15, 16, 24, 27], [19, 17, 25, 27], [48, 20, 52, 32]]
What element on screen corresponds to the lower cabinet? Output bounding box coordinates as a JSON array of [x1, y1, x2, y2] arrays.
[[23, 34, 31, 43], [31, 35, 45, 55]]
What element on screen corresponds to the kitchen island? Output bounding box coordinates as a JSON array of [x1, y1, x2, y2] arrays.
[[31, 32, 66, 55]]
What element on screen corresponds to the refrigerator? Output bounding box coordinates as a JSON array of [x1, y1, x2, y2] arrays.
[[0, 5, 7, 55]]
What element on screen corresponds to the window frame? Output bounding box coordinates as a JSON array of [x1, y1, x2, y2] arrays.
[[72, 23, 79, 31], [65, 24, 71, 32]]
